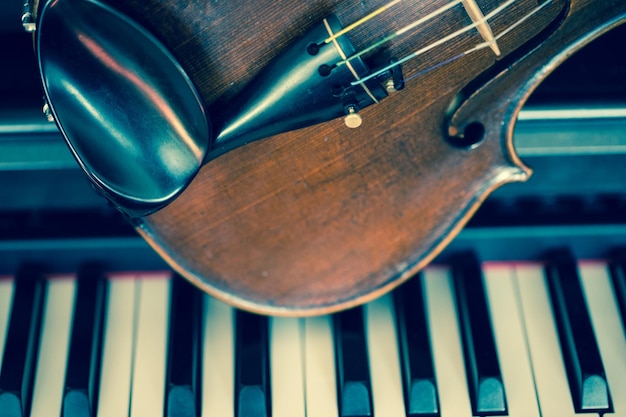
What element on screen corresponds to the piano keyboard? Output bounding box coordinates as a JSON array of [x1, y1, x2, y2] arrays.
[[0, 250, 625, 417]]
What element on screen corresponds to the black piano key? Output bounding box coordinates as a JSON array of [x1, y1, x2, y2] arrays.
[[545, 249, 611, 413], [165, 276, 202, 417], [451, 253, 507, 416], [235, 310, 270, 417], [609, 250, 626, 331], [394, 276, 439, 417], [0, 266, 45, 417], [333, 307, 373, 417], [62, 264, 107, 417]]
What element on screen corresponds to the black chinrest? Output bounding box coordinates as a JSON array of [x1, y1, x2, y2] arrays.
[[37, 0, 210, 216]]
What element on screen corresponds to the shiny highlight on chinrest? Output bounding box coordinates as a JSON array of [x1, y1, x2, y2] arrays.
[[37, 0, 210, 217]]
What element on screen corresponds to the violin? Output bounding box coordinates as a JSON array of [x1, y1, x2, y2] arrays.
[[31, 0, 626, 315]]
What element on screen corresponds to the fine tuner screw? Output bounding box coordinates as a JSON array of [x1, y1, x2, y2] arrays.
[[42, 101, 55, 122], [22, 0, 36, 32]]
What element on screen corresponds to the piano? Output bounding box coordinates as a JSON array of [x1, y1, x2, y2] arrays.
[[1, 0, 626, 416]]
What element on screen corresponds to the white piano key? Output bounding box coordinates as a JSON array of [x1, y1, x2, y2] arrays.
[[579, 263, 626, 417], [514, 263, 599, 417], [97, 276, 138, 417], [483, 264, 540, 417], [270, 317, 305, 417], [0, 278, 14, 366], [422, 267, 473, 417], [201, 296, 235, 417], [30, 276, 75, 417], [303, 315, 339, 417], [364, 293, 405, 417], [129, 273, 171, 417]]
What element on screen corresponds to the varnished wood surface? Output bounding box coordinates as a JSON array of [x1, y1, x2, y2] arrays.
[[53, 0, 626, 315]]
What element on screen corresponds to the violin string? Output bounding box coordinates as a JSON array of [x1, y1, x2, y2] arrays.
[[401, 48, 481, 84], [401, 0, 554, 83], [350, 0, 523, 86], [462, 0, 501, 55], [335, 0, 465, 68], [323, 0, 404, 44], [492, 0, 553, 40]]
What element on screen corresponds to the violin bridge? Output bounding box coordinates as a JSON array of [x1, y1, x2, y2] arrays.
[[461, 0, 501, 56]]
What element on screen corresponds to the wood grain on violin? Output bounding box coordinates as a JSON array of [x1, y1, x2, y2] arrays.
[[37, 0, 626, 315]]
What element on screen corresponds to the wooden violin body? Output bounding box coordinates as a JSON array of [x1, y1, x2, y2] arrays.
[[38, 0, 626, 315]]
